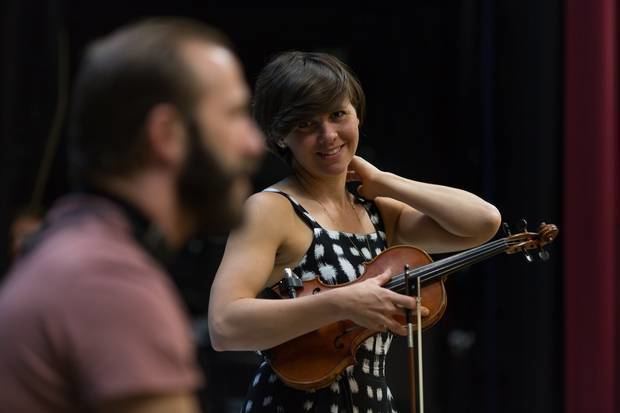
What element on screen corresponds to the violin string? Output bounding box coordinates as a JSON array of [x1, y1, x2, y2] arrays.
[[401, 240, 508, 288], [384, 239, 504, 290], [399, 231, 549, 291], [385, 238, 510, 293], [416, 239, 508, 279], [392, 242, 508, 293], [407, 238, 508, 279]]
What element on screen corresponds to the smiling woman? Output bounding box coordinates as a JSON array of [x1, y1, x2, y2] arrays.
[[281, 98, 359, 177], [208, 51, 501, 413]]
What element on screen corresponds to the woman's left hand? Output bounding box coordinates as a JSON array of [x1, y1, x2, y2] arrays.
[[347, 155, 384, 199]]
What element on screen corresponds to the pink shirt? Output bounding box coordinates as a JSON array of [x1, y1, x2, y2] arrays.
[[0, 195, 202, 412]]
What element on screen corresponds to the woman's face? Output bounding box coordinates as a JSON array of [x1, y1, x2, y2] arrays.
[[283, 98, 359, 177]]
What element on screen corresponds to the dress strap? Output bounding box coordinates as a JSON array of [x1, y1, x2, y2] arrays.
[[354, 195, 387, 234], [263, 188, 321, 230]]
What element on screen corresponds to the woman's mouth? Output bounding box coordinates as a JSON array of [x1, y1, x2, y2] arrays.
[[317, 144, 345, 158]]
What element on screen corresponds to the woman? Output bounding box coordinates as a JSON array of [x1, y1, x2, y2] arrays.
[[208, 51, 501, 412]]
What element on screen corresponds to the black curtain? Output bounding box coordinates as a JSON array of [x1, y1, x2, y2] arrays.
[[0, 2, 563, 412], [0, 1, 68, 275]]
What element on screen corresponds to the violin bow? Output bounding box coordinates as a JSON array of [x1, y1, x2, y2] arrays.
[[404, 265, 425, 413]]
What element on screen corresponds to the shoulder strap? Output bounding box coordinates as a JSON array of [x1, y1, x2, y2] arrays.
[[263, 188, 321, 230], [354, 195, 387, 233]]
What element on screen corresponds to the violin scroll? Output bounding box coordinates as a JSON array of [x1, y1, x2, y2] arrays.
[[504, 221, 559, 261]]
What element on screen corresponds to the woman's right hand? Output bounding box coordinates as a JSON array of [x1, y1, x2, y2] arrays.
[[334, 269, 430, 336]]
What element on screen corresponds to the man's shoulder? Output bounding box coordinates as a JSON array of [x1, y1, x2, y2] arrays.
[[26, 214, 150, 279], [0, 208, 183, 346], [35, 194, 152, 265], [0, 201, 166, 316]]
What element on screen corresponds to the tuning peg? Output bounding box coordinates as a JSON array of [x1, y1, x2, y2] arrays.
[[520, 218, 528, 232], [523, 250, 534, 263], [502, 222, 512, 236], [538, 248, 550, 261]]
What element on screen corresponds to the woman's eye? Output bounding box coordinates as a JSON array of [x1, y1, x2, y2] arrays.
[[332, 110, 347, 119], [296, 120, 313, 130]]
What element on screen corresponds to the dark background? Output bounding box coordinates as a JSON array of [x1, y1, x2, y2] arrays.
[[0, 1, 563, 412]]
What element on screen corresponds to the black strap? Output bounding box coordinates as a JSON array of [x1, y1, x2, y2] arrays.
[[263, 189, 319, 230], [266, 188, 386, 235]]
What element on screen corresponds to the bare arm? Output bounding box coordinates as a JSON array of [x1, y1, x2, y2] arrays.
[[208, 192, 421, 351], [97, 393, 199, 413], [349, 156, 502, 253]]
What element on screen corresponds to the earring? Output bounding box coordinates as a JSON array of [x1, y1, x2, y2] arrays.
[[277, 139, 287, 149]]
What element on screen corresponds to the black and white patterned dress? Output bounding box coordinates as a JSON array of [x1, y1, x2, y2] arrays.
[[242, 188, 397, 413]]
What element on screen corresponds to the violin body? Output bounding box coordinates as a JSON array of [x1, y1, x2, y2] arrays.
[[264, 245, 448, 391]]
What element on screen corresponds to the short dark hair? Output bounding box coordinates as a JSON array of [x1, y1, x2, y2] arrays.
[[252, 51, 366, 164], [69, 17, 231, 183]]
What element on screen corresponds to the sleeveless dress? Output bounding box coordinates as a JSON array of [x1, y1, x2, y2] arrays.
[[241, 189, 398, 413]]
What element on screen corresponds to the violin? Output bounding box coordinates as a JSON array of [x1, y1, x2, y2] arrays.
[[263, 221, 558, 391]]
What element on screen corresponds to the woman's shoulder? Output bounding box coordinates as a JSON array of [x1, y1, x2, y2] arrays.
[[245, 190, 289, 212], [250, 178, 299, 202], [244, 180, 298, 219]]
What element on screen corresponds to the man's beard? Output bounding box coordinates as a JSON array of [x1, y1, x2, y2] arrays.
[[176, 118, 252, 236]]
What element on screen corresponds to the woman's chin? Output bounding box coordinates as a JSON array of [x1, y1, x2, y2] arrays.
[[315, 155, 353, 176], [317, 164, 349, 178]]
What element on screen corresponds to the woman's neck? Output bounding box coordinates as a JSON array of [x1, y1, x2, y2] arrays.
[[292, 165, 350, 207]]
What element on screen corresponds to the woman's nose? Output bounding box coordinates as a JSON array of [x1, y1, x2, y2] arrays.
[[318, 121, 338, 143]]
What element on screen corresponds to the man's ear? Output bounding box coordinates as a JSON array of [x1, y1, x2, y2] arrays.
[[144, 103, 186, 167]]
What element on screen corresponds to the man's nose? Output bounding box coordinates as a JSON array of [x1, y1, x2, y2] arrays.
[[245, 122, 266, 159]]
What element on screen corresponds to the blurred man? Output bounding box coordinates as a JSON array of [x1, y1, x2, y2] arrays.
[[0, 17, 263, 413]]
